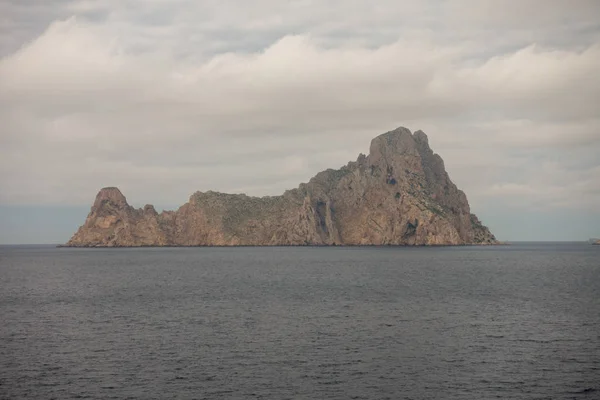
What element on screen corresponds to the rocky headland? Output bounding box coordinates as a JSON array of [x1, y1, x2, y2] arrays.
[[65, 127, 497, 247]]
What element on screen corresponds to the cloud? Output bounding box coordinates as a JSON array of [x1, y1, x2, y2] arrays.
[[0, 1, 599, 220]]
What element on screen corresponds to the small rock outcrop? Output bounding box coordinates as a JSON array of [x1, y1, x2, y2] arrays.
[[65, 127, 498, 247]]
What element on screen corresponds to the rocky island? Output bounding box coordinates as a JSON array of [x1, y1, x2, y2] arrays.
[[65, 127, 497, 247]]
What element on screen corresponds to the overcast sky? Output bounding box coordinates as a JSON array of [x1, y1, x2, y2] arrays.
[[1, 0, 599, 243]]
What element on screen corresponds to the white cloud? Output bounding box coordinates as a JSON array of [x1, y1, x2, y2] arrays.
[[0, 1, 599, 219]]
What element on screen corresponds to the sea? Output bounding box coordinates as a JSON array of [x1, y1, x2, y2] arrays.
[[0, 243, 598, 399]]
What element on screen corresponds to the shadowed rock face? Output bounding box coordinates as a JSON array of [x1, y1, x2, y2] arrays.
[[65, 127, 497, 247]]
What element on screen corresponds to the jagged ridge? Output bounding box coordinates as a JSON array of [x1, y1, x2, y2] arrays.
[[65, 127, 497, 247]]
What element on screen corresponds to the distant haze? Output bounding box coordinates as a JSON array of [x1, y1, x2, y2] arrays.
[[1, 0, 599, 244]]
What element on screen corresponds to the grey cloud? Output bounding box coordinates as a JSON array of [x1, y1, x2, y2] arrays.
[[0, 1, 599, 223]]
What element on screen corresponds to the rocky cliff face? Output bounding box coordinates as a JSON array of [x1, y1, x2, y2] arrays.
[[66, 127, 497, 247]]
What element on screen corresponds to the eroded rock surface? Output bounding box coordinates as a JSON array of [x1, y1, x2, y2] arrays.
[[66, 127, 497, 246]]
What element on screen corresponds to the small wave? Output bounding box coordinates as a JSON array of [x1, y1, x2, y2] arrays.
[[318, 380, 345, 385], [511, 338, 585, 344], [443, 358, 466, 364], [92, 348, 109, 353], [571, 387, 596, 394], [559, 358, 593, 364]]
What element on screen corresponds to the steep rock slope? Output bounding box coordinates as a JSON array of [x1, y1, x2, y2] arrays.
[[66, 127, 497, 246]]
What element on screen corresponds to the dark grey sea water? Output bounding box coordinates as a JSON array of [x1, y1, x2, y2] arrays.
[[1, 243, 599, 400]]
